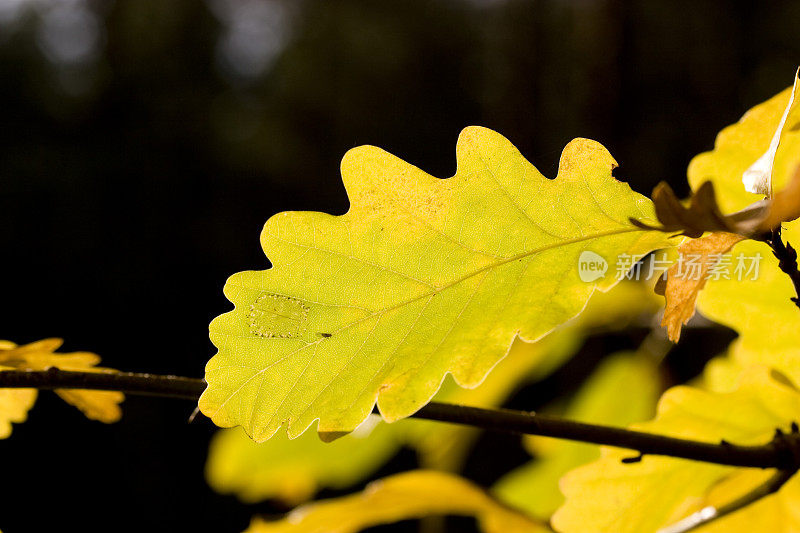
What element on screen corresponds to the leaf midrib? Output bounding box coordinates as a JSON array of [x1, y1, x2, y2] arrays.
[[330, 226, 644, 335]]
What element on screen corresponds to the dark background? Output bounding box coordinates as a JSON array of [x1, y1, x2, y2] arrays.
[[0, 0, 796, 531]]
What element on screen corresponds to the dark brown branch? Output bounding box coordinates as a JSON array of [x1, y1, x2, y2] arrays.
[[2, 369, 800, 471], [0, 368, 205, 400], [411, 403, 799, 469], [769, 228, 800, 308]]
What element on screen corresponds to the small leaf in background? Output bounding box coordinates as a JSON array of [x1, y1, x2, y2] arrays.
[[493, 352, 661, 521], [656, 232, 744, 342], [0, 371, 36, 439], [206, 415, 400, 505], [552, 367, 800, 533], [201, 126, 674, 442], [245, 470, 547, 533], [0, 339, 123, 434]]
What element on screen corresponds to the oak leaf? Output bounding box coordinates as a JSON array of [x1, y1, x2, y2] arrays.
[[0, 372, 36, 439], [552, 367, 800, 533], [689, 75, 800, 211], [205, 281, 662, 500], [0, 339, 123, 436], [656, 232, 745, 342], [200, 126, 674, 442], [206, 415, 400, 505], [685, 467, 800, 532], [244, 470, 546, 533]]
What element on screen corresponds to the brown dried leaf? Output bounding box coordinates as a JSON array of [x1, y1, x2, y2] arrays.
[[657, 232, 744, 342], [631, 181, 768, 238]]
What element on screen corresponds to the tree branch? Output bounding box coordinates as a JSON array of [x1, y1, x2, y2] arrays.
[[769, 228, 800, 308], [0, 367, 206, 399], [2, 368, 800, 471]]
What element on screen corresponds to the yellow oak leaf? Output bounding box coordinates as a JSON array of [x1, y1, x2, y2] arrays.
[[701, 354, 748, 393], [552, 367, 800, 533], [205, 280, 662, 500], [206, 415, 400, 505], [0, 365, 36, 439], [244, 470, 547, 533], [52, 389, 123, 422], [201, 126, 674, 442], [0, 339, 123, 431], [493, 352, 661, 521]]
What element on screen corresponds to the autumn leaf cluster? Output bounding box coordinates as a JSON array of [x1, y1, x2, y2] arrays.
[[3, 73, 800, 533], [196, 72, 800, 532], [0, 339, 123, 438]]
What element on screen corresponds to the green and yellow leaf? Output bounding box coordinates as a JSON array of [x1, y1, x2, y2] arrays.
[[206, 415, 400, 505], [200, 126, 673, 441], [244, 470, 547, 533], [552, 367, 800, 533]]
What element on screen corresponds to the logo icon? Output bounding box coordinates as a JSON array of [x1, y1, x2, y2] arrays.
[[578, 251, 608, 282]]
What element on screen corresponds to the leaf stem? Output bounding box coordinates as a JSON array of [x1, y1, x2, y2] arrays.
[[2, 369, 800, 470]]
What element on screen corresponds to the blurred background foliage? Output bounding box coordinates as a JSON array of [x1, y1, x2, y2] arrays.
[[0, 0, 798, 531]]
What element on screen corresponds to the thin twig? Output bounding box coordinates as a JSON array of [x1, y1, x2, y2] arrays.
[[769, 227, 800, 308], [658, 466, 798, 533], [0, 367, 206, 399], [2, 369, 800, 470]]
